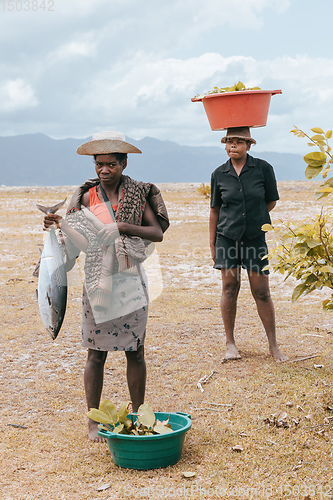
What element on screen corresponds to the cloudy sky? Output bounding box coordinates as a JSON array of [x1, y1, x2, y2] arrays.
[[1, 0, 332, 153]]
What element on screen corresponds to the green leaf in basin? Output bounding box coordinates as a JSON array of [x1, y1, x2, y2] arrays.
[[154, 424, 173, 434], [118, 401, 131, 423], [100, 400, 117, 423], [87, 408, 114, 425], [137, 403, 155, 428]]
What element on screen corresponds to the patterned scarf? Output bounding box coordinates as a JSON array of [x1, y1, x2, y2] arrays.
[[64, 175, 169, 309]]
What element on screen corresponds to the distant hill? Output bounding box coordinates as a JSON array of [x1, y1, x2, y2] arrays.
[[0, 133, 306, 186]]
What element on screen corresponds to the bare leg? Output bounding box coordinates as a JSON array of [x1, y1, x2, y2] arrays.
[[84, 349, 108, 442], [248, 271, 288, 362], [220, 268, 242, 359], [125, 346, 146, 412]]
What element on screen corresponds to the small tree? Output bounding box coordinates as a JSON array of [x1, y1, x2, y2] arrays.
[[264, 126, 333, 310]]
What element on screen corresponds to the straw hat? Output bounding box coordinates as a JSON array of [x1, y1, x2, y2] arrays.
[[77, 131, 142, 155], [221, 127, 256, 145]]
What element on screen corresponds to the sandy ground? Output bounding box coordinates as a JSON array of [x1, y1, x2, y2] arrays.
[[0, 181, 332, 500]]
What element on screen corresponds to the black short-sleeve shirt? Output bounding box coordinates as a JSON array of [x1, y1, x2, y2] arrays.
[[210, 154, 279, 241]]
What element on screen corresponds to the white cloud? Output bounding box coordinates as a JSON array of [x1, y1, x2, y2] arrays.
[[191, 0, 290, 30], [28, 51, 302, 153], [72, 52, 255, 113], [0, 0, 333, 157], [0, 79, 38, 112], [79, 51, 333, 153], [1, 48, 332, 155], [48, 36, 98, 63]]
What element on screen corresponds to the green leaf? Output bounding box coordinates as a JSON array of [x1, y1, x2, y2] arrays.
[[282, 232, 293, 241], [262, 223, 273, 232], [311, 127, 324, 134], [320, 265, 333, 273], [291, 284, 309, 303], [323, 299, 333, 310], [314, 184, 333, 199], [311, 134, 326, 142], [100, 400, 118, 423], [316, 187, 333, 193], [112, 423, 124, 434], [304, 274, 318, 284], [315, 191, 327, 200], [304, 151, 327, 166], [118, 401, 131, 423], [154, 424, 173, 434], [306, 238, 321, 248], [87, 408, 114, 425], [305, 165, 324, 180], [137, 403, 155, 428], [321, 174, 333, 184], [293, 242, 309, 254], [303, 223, 317, 230], [235, 81, 245, 91]]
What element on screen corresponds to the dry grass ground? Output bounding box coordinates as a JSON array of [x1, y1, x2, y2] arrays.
[[0, 182, 332, 500]]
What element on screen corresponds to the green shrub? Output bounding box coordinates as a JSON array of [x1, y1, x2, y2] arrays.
[[263, 126, 333, 310]]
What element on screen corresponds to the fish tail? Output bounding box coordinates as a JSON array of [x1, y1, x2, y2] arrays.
[[32, 197, 67, 215]]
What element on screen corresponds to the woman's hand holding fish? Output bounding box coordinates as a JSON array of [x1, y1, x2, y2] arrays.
[[43, 214, 88, 252], [43, 213, 62, 231]]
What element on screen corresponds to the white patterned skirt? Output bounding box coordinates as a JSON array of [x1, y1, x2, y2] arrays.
[[81, 268, 148, 351]]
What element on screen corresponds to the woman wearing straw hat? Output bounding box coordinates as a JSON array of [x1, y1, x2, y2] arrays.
[[210, 127, 288, 363], [43, 131, 169, 441]]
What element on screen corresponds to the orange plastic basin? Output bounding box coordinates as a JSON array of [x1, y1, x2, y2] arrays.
[[191, 89, 282, 130]]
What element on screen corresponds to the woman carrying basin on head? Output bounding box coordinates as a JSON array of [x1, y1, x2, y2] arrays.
[[209, 127, 288, 363], [43, 131, 169, 442]]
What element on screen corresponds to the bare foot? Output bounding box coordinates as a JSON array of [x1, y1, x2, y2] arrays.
[[88, 420, 106, 443], [225, 343, 241, 360], [269, 346, 289, 363]]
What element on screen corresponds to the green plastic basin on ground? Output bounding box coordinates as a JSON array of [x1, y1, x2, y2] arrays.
[[98, 411, 192, 470]]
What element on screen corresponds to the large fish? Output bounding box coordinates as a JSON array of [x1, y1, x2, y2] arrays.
[[34, 199, 68, 340]]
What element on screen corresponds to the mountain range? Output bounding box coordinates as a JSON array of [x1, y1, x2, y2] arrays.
[[0, 133, 307, 186]]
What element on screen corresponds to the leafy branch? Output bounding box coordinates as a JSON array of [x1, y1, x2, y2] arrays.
[[290, 126, 333, 198], [88, 400, 173, 436], [263, 126, 333, 310]]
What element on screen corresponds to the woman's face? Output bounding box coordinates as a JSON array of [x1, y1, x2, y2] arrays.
[[225, 138, 250, 161], [94, 154, 126, 185]]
